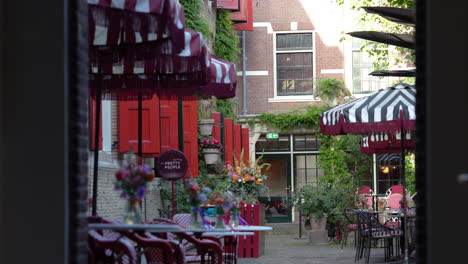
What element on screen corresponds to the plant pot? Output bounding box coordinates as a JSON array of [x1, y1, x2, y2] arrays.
[[307, 214, 328, 244], [198, 119, 215, 136], [202, 148, 220, 164]]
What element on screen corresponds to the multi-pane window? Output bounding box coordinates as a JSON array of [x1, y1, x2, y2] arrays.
[[352, 39, 391, 94], [255, 134, 290, 152], [293, 134, 320, 151], [294, 154, 323, 190], [276, 33, 314, 96]]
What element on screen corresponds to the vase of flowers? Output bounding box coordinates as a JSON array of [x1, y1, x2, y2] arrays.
[[210, 191, 235, 229], [223, 150, 271, 204], [184, 178, 211, 228], [115, 151, 154, 224], [200, 137, 222, 165]]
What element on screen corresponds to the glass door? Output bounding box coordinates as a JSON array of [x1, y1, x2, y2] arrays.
[[257, 154, 291, 223]]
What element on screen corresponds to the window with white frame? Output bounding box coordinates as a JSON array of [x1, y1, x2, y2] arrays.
[[352, 39, 392, 94], [275, 33, 314, 96]]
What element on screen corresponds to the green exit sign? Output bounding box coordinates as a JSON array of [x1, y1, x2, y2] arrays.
[[266, 133, 279, 139]]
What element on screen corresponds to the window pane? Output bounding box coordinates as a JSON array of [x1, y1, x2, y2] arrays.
[[255, 135, 290, 151], [277, 33, 313, 50], [277, 53, 314, 96]]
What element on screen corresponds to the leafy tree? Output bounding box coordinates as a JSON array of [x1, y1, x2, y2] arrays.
[[335, 0, 415, 70]]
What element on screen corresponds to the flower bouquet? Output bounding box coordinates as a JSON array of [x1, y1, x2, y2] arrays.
[[184, 178, 212, 228], [210, 191, 235, 229], [223, 152, 271, 204], [115, 151, 154, 224]]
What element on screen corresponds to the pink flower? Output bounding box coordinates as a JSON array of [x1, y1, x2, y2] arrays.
[[250, 176, 255, 181]]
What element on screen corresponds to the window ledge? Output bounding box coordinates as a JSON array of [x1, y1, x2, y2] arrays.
[[268, 96, 320, 103]]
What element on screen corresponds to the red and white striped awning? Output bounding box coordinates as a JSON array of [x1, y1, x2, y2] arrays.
[[90, 30, 237, 99], [89, 0, 185, 61]]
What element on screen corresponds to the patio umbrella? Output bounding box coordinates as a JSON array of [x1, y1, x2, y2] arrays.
[[347, 31, 415, 49], [320, 83, 415, 261], [369, 68, 416, 77], [360, 132, 415, 154], [362, 6, 416, 27]]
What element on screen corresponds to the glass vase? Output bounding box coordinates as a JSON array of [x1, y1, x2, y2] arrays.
[[123, 199, 142, 224], [215, 207, 226, 229], [189, 208, 202, 229], [228, 212, 239, 228]]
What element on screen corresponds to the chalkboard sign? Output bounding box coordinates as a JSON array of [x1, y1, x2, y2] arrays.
[[156, 150, 188, 180]]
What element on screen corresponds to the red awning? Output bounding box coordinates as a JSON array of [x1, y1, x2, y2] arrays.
[[89, 0, 186, 62], [90, 30, 237, 99]]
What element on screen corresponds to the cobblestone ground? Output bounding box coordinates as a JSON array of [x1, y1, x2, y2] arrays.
[[237, 235, 411, 264]]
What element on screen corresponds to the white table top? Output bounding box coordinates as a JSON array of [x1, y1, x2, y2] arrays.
[[88, 223, 182, 232], [234, 225, 272, 231], [202, 231, 255, 237]]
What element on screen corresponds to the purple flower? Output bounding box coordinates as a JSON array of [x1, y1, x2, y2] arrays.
[[199, 194, 207, 201], [120, 193, 128, 199], [136, 186, 146, 199]]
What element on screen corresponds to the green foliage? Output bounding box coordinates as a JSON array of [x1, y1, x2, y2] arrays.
[[296, 185, 332, 219], [179, 0, 212, 40], [335, 0, 415, 69], [214, 10, 241, 63], [405, 153, 415, 194], [258, 105, 333, 132], [315, 78, 350, 102], [215, 98, 238, 119]]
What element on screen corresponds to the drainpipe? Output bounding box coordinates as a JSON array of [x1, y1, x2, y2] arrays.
[[242, 31, 248, 116]]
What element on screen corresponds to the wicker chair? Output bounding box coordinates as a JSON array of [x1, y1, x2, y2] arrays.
[[150, 217, 223, 264], [88, 229, 137, 264]]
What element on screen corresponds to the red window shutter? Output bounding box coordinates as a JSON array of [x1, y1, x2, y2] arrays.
[[183, 96, 198, 178], [118, 94, 160, 156], [211, 112, 221, 141], [224, 118, 234, 165], [159, 95, 179, 153], [233, 124, 242, 163], [89, 96, 102, 150], [233, 0, 253, 31], [217, 0, 240, 10], [241, 127, 250, 164]]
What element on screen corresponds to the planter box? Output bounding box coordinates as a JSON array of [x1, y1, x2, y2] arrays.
[[307, 214, 328, 244]]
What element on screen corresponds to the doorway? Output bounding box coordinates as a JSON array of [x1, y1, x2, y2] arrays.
[[257, 154, 292, 223]]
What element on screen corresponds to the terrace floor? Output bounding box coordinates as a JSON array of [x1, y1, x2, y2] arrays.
[[237, 235, 416, 264]]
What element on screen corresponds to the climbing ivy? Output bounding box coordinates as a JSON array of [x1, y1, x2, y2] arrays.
[[258, 105, 332, 132], [179, 0, 212, 40], [214, 10, 241, 63]]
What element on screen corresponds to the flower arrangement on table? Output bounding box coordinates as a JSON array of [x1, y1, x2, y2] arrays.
[[223, 153, 271, 204], [199, 137, 223, 151], [114, 151, 155, 224], [209, 190, 236, 228], [183, 177, 212, 228]]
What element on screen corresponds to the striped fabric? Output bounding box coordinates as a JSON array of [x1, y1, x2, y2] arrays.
[[360, 131, 415, 154], [320, 83, 416, 135], [88, 0, 184, 46]]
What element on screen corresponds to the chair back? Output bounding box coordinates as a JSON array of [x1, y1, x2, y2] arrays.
[[358, 186, 372, 194], [173, 213, 191, 228], [387, 193, 403, 209], [88, 229, 137, 264], [391, 185, 404, 195]]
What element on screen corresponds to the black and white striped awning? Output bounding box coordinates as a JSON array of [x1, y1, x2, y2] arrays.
[[320, 83, 416, 135]]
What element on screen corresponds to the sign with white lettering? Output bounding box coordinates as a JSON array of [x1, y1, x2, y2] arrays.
[[156, 150, 188, 180]]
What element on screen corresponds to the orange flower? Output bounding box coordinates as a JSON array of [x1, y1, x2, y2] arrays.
[[255, 179, 261, 184], [244, 176, 249, 182], [233, 175, 239, 181]]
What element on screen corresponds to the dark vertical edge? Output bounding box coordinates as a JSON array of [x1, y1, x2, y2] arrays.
[[178, 97, 184, 152], [415, 0, 427, 263], [92, 84, 101, 216], [138, 93, 143, 156], [220, 112, 225, 161], [69, 0, 89, 262]]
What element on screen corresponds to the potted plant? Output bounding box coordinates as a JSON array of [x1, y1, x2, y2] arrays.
[[198, 100, 215, 136], [296, 185, 333, 244], [199, 137, 222, 164], [314, 78, 350, 106]]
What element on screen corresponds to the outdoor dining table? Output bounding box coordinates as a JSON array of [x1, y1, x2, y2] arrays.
[[201, 231, 255, 264]]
